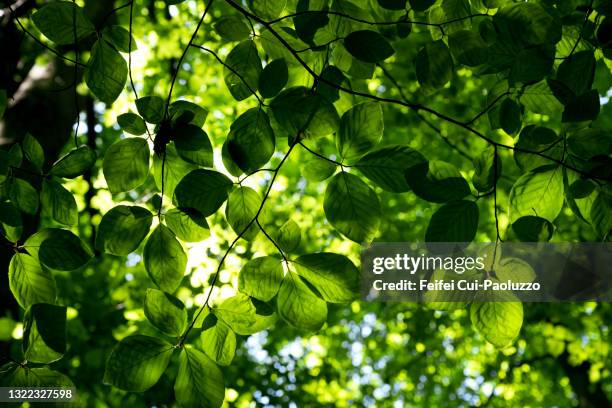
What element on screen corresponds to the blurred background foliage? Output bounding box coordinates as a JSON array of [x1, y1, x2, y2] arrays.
[[1, 0, 611, 406]]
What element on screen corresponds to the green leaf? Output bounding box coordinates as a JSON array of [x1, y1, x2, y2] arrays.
[[201, 314, 236, 366], [493, 3, 561, 46], [0, 365, 74, 388], [293, 253, 359, 303], [214, 15, 251, 41], [117, 112, 147, 135], [324, 172, 381, 243], [248, 0, 286, 19], [174, 346, 225, 408], [85, 40, 127, 105], [567, 128, 612, 160], [448, 30, 487, 67], [7, 144, 23, 168], [31, 1, 95, 45], [470, 291, 524, 348], [343, 30, 395, 63], [406, 161, 470, 203], [259, 59, 289, 98], [224, 40, 262, 101], [9, 178, 39, 215], [222, 140, 243, 177], [8, 253, 56, 309], [144, 288, 187, 336], [509, 45, 554, 84], [23, 303, 66, 364], [416, 40, 453, 90], [495, 258, 536, 283], [136, 96, 165, 124], [336, 102, 383, 160], [270, 87, 340, 138], [174, 169, 233, 217], [514, 126, 562, 172], [354, 145, 426, 192], [96, 205, 152, 255], [50, 146, 97, 178], [556, 50, 595, 96], [165, 208, 210, 242], [225, 186, 261, 241], [213, 293, 257, 335], [174, 124, 213, 167], [472, 145, 501, 193], [102, 25, 136, 53], [425, 200, 479, 242], [103, 137, 150, 193], [520, 80, 563, 116], [169, 100, 209, 128], [511, 216, 554, 242], [22, 134, 44, 170], [509, 166, 564, 222], [590, 192, 612, 239], [293, 0, 329, 44], [239, 256, 284, 302], [562, 90, 600, 123], [227, 108, 275, 172], [275, 219, 301, 252], [302, 155, 337, 182], [0, 201, 23, 243], [278, 272, 327, 331], [154, 143, 197, 198], [39, 229, 92, 271], [41, 178, 78, 226], [104, 335, 174, 392], [499, 98, 521, 135], [144, 225, 186, 293]]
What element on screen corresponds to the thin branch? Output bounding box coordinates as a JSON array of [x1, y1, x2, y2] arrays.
[[377, 63, 473, 161], [464, 90, 511, 126], [7, 4, 86, 67], [181, 142, 297, 343], [164, 0, 215, 118], [256, 219, 288, 262], [267, 9, 490, 31], [298, 141, 343, 166]]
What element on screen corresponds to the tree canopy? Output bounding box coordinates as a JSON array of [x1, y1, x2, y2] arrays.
[[0, 0, 611, 406]]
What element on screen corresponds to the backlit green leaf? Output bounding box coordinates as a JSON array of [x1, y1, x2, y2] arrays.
[[103, 137, 150, 193], [174, 346, 225, 408], [23, 303, 66, 363], [278, 272, 327, 331], [104, 335, 174, 392], [50, 146, 97, 178], [293, 253, 359, 303], [96, 205, 152, 255], [85, 40, 127, 105], [324, 172, 381, 242], [239, 256, 284, 302], [225, 186, 261, 241], [144, 288, 187, 336], [174, 169, 233, 217], [227, 108, 275, 172], [32, 1, 95, 45], [336, 102, 383, 160], [8, 253, 56, 309], [224, 40, 262, 101], [144, 225, 186, 293]]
